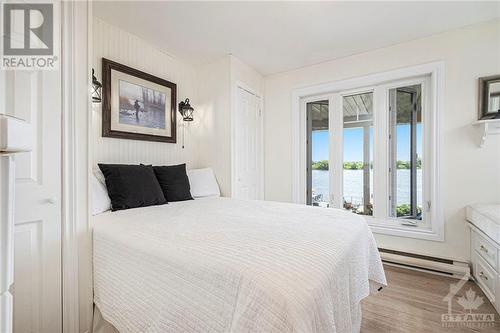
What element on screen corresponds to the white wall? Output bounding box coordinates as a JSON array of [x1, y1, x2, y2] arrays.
[[230, 56, 265, 95], [264, 20, 500, 261], [197, 55, 264, 196], [92, 18, 265, 197], [196, 56, 232, 195], [92, 17, 200, 167]]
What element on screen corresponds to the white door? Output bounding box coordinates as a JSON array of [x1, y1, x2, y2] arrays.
[[2, 71, 62, 331], [233, 87, 262, 200]]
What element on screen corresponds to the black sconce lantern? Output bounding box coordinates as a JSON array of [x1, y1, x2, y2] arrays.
[[92, 68, 102, 103], [178, 98, 194, 121]]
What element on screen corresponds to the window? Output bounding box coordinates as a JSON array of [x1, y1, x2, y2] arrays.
[[388, 85, 422, 222], [342, 92, 373, 216], [298, 63, 442, 241], [306, 100, 330, 207]]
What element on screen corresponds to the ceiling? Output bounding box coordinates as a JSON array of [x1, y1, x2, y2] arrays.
[[94, 1, 500, 76]]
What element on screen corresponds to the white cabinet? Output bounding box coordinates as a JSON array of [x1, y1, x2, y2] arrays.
[[467, 204, 500, 314]]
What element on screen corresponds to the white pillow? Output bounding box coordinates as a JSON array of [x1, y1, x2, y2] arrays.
[[92, 173, 111, 215], [187, 168, 220, 198], [93, 166, 106, 185]]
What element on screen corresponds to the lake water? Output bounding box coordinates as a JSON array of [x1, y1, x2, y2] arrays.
[[119, 107, 166, 130], [312, 169, 422, 206]]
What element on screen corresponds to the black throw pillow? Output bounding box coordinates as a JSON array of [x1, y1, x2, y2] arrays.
[[153, 164, 193, 202], [98, 164, 167, 211]]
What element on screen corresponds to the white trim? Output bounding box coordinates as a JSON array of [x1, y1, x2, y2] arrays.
[[231, 81, 265, 199], [61, 1, 78, 329], [292, 61, 445, 241], [61, 1, 92, 333]]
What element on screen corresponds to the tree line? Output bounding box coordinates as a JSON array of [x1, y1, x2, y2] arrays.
[[312, 159, 422, 170]]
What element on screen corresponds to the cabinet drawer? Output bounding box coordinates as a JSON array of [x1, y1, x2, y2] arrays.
[[496, 274, 500, 315], [473, 253, 496, 302], [473, 231, 498, 271]]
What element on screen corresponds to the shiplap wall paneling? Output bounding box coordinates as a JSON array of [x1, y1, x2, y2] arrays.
[[92, 18, 200, 167]]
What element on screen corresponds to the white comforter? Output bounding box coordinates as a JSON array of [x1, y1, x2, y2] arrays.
[[93, 198, 386, 333]]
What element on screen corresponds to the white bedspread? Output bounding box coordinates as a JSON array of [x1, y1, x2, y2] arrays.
[[93, 198, 386, 333]]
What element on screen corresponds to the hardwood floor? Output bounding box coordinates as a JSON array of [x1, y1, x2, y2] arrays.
[[361, 265, 499, 333]]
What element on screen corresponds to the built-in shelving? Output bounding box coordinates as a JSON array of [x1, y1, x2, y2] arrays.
[[473, 119, 500, 147]]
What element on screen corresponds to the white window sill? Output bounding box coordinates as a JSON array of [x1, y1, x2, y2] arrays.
[[364, 216, 444, 242]]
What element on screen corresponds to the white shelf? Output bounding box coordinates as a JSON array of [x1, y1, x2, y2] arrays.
[[473, 119, 500, 147], [0, 115, 32, 153]]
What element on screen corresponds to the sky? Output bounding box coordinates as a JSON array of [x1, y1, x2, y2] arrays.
[[119, 80, 166, 104], [312, 125, 422, 162]]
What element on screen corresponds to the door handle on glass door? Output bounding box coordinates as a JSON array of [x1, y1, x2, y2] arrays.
[[46, 197, 57, 204]]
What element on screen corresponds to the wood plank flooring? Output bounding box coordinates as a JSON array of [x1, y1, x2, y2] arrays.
[[361, 265, 499, 333]]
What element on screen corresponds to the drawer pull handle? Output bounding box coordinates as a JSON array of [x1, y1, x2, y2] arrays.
[[479, 245, 489, 253], [479, 271, 488, 280]]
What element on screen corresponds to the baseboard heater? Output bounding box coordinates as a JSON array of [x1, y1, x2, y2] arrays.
[[379, 248, 470, 278]]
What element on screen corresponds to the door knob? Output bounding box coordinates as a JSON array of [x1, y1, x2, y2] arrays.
[[46, 197, 57, 204]]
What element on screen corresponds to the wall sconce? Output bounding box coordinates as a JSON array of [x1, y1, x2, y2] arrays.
[[178, 98, 194, 121], [92, 68, 102, 103], [178, 98, 194, 149]]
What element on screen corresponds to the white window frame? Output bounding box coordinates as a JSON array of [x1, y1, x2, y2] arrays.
[[292, 62, 444, 241]]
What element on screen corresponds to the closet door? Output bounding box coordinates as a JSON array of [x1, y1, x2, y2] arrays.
[[233, 87, 262, 200], [2, 70, 62, 332]]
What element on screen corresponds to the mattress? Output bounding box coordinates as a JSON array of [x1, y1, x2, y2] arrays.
[[93, 197, 386, 333]]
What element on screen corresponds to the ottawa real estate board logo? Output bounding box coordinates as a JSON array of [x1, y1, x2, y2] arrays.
[[442, 272, 495, 329], [2, 2, 58, 70]]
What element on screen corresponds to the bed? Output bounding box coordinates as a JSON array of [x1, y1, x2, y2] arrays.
[[92, 196, 386, 333]]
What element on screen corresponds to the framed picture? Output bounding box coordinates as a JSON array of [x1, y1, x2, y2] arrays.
[[102, 58, 177, 143], [478, 74, 500, 120]]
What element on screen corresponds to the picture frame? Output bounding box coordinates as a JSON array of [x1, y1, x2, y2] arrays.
[[478, 74, 500, 120], [101, 58, 177, 143]]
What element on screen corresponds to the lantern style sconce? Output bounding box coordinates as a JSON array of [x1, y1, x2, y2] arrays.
[[178, 98, 194, 149], [92, 68, 102, 103], [178, 98, 194, 121]]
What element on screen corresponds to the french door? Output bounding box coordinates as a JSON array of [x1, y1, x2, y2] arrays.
[[306, 99, 330, 206], [305, 76, 430, 227], [306, 91, 373, 215]]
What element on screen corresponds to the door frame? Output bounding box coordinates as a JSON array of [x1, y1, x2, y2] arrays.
[[61, 1, 92, 332], [231, 81, 264, 199]]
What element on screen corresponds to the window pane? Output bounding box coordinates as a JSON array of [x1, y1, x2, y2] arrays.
[[389, 84, 422, 220], [342, 92, 373, 216], [306, 101, 329, 207]]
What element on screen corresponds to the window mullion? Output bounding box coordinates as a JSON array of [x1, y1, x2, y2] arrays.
[[362, 122, 371, 214], [372, 85, 388, 219], [423, 76, 433, 227], [330, 93, 343, 209], [388, 89, 397, 217], [410, 91, 418, 218]]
